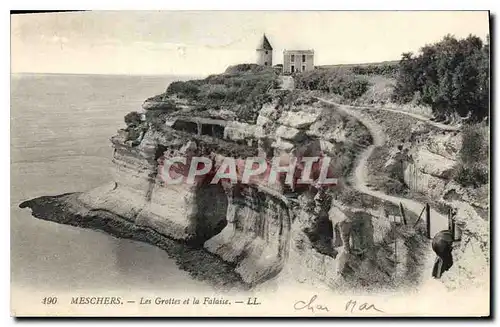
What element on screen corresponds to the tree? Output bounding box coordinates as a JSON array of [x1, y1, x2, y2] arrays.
[[392, 34, 489, 121], [124, 111, 142, 127]]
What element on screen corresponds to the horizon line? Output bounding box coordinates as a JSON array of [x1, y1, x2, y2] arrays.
[[10, 58, 403, 77], [10, 72, 206, 77]]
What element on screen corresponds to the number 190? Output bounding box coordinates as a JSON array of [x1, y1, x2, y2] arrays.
[[42, 297, 58, 305]]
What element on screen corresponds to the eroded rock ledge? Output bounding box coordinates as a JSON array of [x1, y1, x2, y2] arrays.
[[19, 192, 248, 291]]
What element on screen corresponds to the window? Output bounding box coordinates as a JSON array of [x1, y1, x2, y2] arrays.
[[264, 62, 268, 66], [302, 65, 306, 72], [265, 51, 268, 55], [291, 54, 295, 62], [302, 55, 306, 62]]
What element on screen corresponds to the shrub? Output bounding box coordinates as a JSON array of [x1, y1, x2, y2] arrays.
[[453, 165, 488, 188], [166, 80, 202, 100], [351, 62, 399, 77], [124, 111, 142, 126], [295, 67, 370, 101], [459, 124, 489, 166], [149, 64, 279, 124], [224, 63, 267, 74], [341, 79, 369, 100], [392, 34, 490, 121], [453, 122, 489, 188]]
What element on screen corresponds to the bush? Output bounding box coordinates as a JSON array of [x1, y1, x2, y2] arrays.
[[224, 63, 267, 74], [392, 34, 489, 121], [124, 111, 142, 127], [341, 79, 370, 100], [453, 165, 488, 188], [453, 122, 489, 188], [295, 67, 370, 101], [150, 64, 279, 124], [166, 80, 202, 100], [351, 62, 399, 77], [459, 124, 489, 166]]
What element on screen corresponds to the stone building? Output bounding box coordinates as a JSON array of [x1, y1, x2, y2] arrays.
[[256, 34, 315, 74], [283, 50, 314, 74], [256, 34, 273, 67]]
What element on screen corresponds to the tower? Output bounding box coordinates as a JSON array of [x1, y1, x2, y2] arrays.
[[256, 34, 273, 66]]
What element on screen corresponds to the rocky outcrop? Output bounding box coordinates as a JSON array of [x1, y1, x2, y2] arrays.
[[440, 201, 489, 291], [21, 87, 385, 290], [392, 130, 461, 200], [204, 185, 292, 285], [278, 111, 321, 129]]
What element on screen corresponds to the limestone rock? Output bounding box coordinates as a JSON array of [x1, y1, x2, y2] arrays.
[[412, 147, 456, 178], [259, 102, 279, 119], [440, 201, 489, 290], [256, 114, 271, 126], [275, 126, 305, 141], [278, 111, 320, 129], [224, 122, 256, 141], [271, 139, 294, 151]]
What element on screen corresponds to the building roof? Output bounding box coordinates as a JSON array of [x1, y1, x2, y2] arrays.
[[283, 49, 314, 54], [257, 34, 273, 50]]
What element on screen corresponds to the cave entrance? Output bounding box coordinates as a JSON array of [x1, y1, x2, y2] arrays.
[[201, 123, 225, 139], [172, 120, 199, 135], [192, 181, 229, 244]]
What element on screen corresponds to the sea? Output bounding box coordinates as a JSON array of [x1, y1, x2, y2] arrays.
[[10, 73, 215, 293]]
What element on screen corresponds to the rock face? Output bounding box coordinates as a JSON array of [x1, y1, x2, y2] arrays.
[[204, 185, 292, 285], [440, 201, 489, 291], [398, 130, 461, 200], [21, 91, 385, 289], [278, 111, 321, 129]]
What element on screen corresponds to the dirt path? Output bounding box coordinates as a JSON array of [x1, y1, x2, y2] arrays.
[[322, 100, 460, 132], [316, 97, 449, 237]]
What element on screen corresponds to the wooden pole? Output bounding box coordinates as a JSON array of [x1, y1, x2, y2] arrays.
[[413, 205, 426, 227], [450, 209, 456, 241], [448, 209, 451, 232], [399, 202, 407, 226], [426, 203, 431, 239]]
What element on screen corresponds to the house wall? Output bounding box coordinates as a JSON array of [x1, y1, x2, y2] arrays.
[[283, 50, 314, 74]]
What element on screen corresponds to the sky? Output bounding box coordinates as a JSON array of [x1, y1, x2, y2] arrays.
[[11, 11, 490, 76]]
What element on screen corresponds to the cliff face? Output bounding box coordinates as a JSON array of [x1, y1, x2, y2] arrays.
[[204, 185, 292, 285], [27, 65, 471, 291], [21, 80, 391, 289], [98, 93, 377, 285], [440, 201, 489, 291]]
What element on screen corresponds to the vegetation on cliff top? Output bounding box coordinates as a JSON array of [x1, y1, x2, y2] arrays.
[[453, 123, 489, 188], [147, 64, 280, 123], [295, 67, 370, 101], [392, 34, 489, 122], [296, 34, 489, 124]]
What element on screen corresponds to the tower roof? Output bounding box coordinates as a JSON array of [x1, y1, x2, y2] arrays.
[[257, 34, 273, 50]]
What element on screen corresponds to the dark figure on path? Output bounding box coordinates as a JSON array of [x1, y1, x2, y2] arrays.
[[431, 230, 454, 278]]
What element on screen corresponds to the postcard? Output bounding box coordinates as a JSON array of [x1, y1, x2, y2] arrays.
[[11, 10, 490, 317]]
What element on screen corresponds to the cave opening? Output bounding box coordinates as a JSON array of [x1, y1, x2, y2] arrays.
[[172, 120, 199, 135], [201, 123, 225, 139], [191, 180, 229, 245]]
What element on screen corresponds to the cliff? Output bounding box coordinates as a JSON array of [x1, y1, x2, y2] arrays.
[[20, 66, 480, 291]]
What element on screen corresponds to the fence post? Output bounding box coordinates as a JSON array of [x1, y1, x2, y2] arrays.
[[449, 208, 456, 241], [425, 203, 431, 239], [413, 205, 426, 227], [447, 208, 452, 231], [399, 202, 407, 226]]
